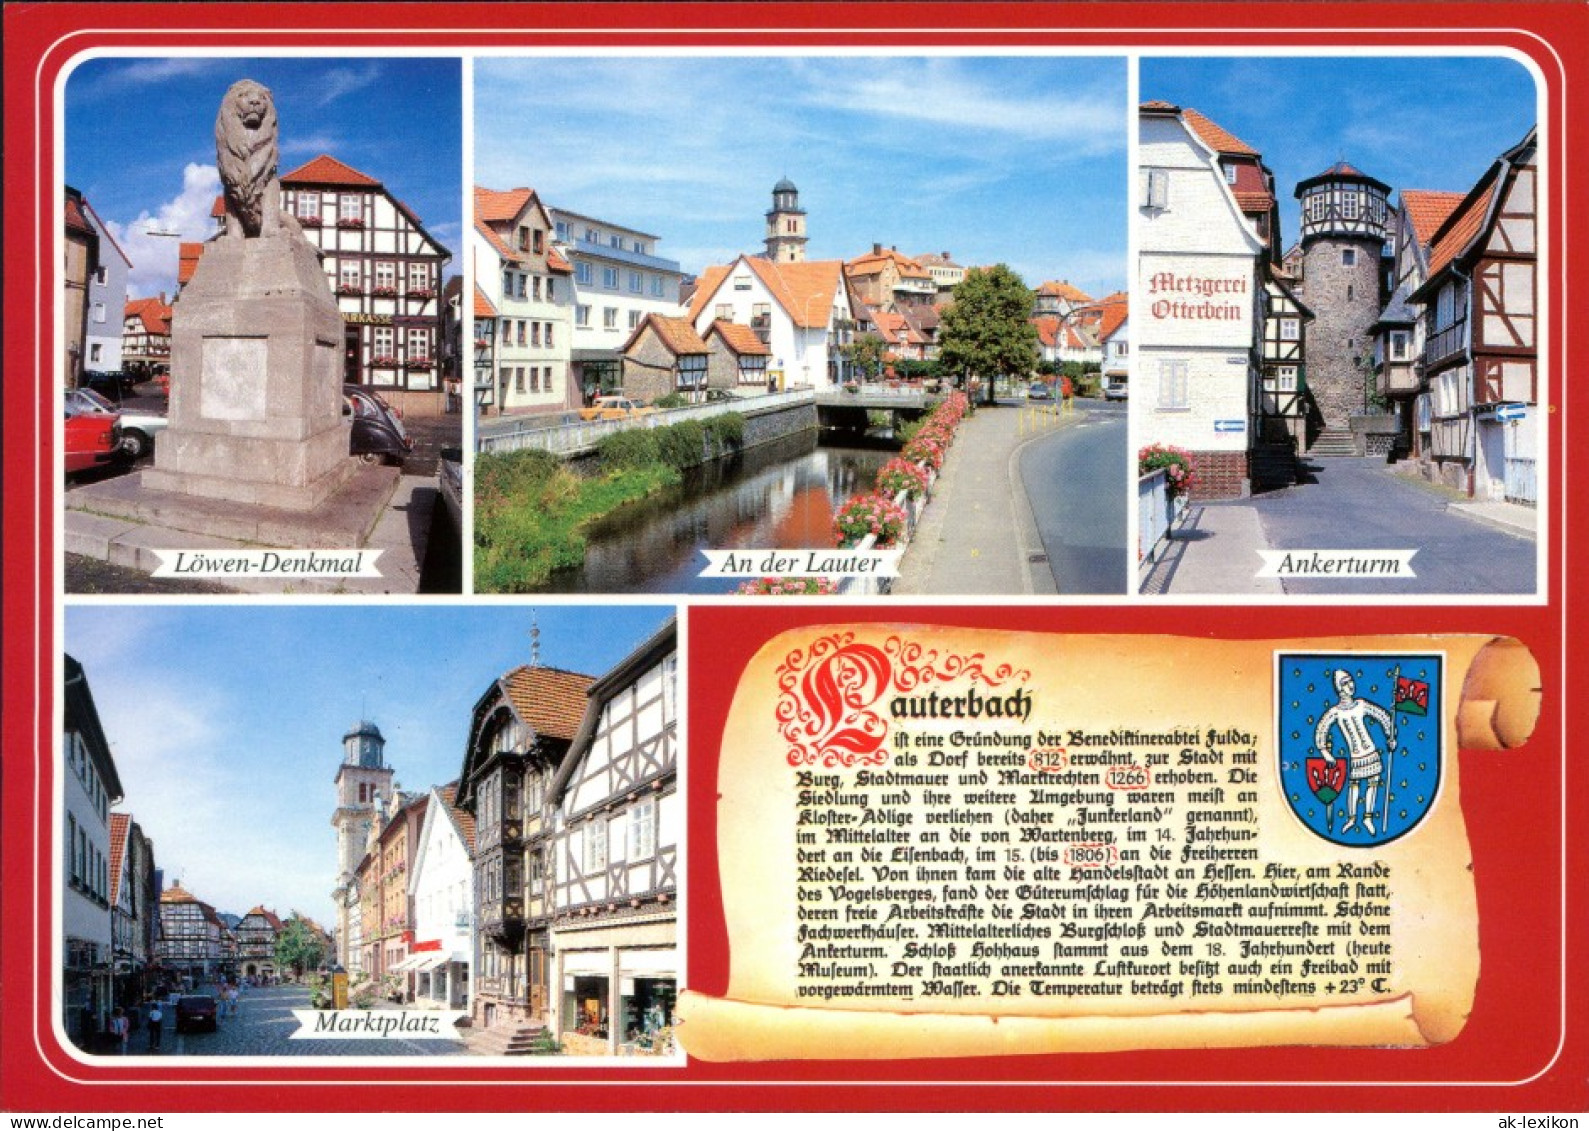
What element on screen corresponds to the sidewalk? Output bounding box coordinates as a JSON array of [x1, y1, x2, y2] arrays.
[[1139, 503, 1282, 596], [1446, 497, 1538, 539], [893, 402, 1070, 595]]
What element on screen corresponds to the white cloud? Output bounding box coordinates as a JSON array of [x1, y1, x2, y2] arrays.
[[314, 63, 384, 107], [107, 163, 220, 299]]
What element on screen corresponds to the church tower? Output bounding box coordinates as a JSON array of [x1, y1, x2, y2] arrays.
[[1294, 161, 1393, 446], [764, 177, 808, 263], [331, 719, 394, 964]]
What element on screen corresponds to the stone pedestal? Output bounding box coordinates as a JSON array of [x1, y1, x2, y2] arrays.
[[143, 228, 356, 510]]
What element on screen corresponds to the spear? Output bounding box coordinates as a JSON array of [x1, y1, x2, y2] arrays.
[[1381, 664, 1399, 835]]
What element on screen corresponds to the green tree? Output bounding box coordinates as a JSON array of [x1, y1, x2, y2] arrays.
[[938, 265, 1040, 405], [841, 334, 888, 384], [274, 917, 326, 980]]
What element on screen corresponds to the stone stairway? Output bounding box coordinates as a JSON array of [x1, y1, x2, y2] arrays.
[[466, 1021, 554, 1056], [1308, 425, 1360, 457], [1249, 442, 1300, 491]]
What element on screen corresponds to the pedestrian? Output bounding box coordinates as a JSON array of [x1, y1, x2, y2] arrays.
[[145, 999, 163, 1052], [110, 1007, 129, 1054]]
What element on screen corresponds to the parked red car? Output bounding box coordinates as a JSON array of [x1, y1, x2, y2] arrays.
[[64, 393, 121, 474]]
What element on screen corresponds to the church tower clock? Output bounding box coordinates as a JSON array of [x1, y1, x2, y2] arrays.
[[331, 718, 395, 966]]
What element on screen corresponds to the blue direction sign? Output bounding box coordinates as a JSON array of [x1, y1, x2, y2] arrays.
[[1213, 419, 1246, 433], [1493, 402, 1528, 422]]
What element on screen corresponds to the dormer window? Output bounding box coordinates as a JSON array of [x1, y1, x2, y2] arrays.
[[1223, 164, 1238, 185]]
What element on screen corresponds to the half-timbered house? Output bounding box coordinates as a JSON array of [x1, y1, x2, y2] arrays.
[[156, 882, 224, 986], [272, 155, 453, 415], [121, 295, 172, 382], [1409, 128, 1538, 503], [234, 906, 285, 982], [1370, 190, 1466, 461], [549, 620, 678, 1056], [620, 314, 710, 403], [1258, 273, 1313, 457], [458, 660, 595, 1036]]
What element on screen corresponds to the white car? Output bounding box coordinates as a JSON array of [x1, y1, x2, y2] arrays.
[[67, 387, 169, 459]]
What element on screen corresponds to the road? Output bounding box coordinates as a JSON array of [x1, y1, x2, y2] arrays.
[[139, 984, 466, 1057], [1256, 456, 1536, 595], [1020, 399, 1129, 594]]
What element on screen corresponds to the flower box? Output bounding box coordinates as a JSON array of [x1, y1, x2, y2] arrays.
[[406, 359, 434, 371], [336, 285, 363, 297], [406, 288, 434, 300], [370, 356, 399, 368], [833, 492, 908, 549], [372, 286, 399, 298], [296, 215, 322, 228], [336, 217, 365, 229]]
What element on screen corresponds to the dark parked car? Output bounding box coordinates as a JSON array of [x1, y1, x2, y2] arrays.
[[344, 384, 412, 466], [174, 995, 218, 1033], [83, 370, 139, 397]]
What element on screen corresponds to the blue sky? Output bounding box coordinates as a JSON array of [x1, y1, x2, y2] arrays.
[[475, 56, 1129, 299], [1141, 56, 1538, 249], [65, 56, 463, 301], [64, 605, 672, 927]]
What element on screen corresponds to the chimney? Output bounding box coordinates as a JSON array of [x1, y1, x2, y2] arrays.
[[872, 243, 882, 255]]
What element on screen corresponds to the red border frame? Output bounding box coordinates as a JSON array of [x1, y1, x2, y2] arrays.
[[4, 1, 1583, 1112]]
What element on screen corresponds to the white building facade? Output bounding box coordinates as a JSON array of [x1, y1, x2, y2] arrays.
[[473, 187, 577, 416], [687, 256, 853, 391], [405, 785, 476, 1011], [1138, 102, 1267, 499], [62, 655, 124, 1050], [551, 208, 686, 401], [81, 199, 131, 374]]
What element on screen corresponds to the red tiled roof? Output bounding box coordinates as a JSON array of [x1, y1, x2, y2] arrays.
[[177, 242, 204, 286], [1139, 99, 1180, 112], [475, 186, 534, 223], [281, 154, 381, 187], [1399, 189, 1467, 248], [125, 296, 173, 335], [1033, 315, 1060, 348], [846, 247, 931, 279], [1181, 108, 1259, 157], [706, 320, 770, 356], [1233, 189, 1274, 212], [108, 813, 130, 905], [1097, 301, 1129, 342], [473, 283, 498, 319], [1425, 182, 1496, 281], [689, 257, 846, 330], [500, 665, 596, 742], [629, 313, 709, 357], [475, 217, 522, 265], [161, 882, 197, 904], [1037, 280, 1092, 303], [64, 191, 94, 237], [211, 195, 226, 219]]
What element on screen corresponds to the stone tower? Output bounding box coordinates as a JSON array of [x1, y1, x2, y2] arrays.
[[331, 719, 394, 964], [764, 177, 808, 263], [1294, 162, 1393, 441]]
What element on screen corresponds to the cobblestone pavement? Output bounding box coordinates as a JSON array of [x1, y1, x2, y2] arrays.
[[135, 984, 468, 1058]]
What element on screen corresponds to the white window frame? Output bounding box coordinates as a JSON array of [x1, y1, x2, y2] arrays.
[[1142, 168, 1170, 210], [339, 193, 363, 222], [583, 817, 608, 872], [295, 191, 320, 219], [628, 797, 657, 861], [1157, 359, 1189, 410]]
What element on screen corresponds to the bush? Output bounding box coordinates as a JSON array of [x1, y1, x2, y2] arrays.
[[706, 412, 744, 452], [653, 392, 690, 409], [656, 418, 707, 470], [598, 429, 660, 469]]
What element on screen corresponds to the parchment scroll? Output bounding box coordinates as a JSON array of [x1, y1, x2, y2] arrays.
[[677, 628, 1540, 1061]]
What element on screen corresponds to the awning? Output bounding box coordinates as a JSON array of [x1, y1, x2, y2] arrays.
[[412, 952, 450, 972], [388, 953, 424, 973]]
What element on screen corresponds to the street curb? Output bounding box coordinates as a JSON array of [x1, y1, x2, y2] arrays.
[[1444, 504, 1538, 542]]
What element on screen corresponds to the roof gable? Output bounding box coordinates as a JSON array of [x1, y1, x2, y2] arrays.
[[1180, 108, 1260, 157], [1399, 189, 1467, 248], [703, 320, 770, 356], [282, 154, 382, 187]]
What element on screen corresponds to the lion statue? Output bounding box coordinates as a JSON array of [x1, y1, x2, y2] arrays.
[[215, 79, 281, 239]]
